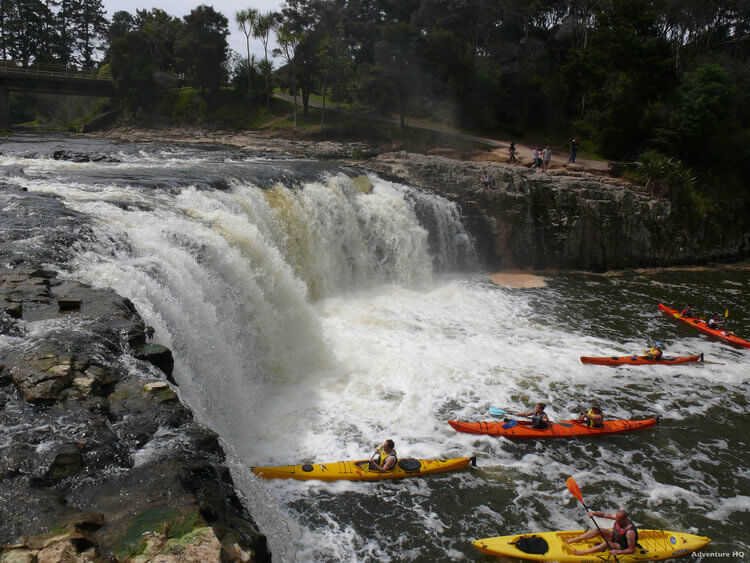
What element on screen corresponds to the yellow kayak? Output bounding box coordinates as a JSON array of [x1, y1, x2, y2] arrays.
[[252, 456, 475, 481], [472, 529, 711, 561]]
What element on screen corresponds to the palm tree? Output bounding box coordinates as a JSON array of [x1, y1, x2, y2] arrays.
[[253, 12, 275, 108], [273, 22, 301, 127], [235, 8, 258, 97]]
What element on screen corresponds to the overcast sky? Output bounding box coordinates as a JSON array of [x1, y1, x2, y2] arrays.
[[103, 0, 283, 61]]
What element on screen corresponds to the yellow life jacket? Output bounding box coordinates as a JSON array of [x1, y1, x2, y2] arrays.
[[646, 346, 661, 358], [375, 445, 397, 468], [586, 409, 603, 428]]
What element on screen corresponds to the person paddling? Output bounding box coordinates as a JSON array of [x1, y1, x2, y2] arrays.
[[707, 314, 726, 330], [643, 342, 663, 360], [680, 305, 695, 318], [564, 509, 638, 556], [517, 403, 549, 430], [369, 439, 397, 472], [578, 405, 604, 428]]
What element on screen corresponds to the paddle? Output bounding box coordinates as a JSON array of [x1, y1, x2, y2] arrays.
[[489, 407, 574, 428], [566, 477, 619, 562]]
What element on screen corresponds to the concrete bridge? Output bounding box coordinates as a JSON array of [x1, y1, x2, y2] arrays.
[[0, 61, 117, 128]]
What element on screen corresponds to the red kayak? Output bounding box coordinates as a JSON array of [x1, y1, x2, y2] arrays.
[[580, 353, 703, 366], [658, 304, 750, 348], [448, 418, 658, 439]]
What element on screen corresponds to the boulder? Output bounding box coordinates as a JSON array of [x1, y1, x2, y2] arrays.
[[143, 381, 178, 403], [35, 443, 83, 485], [134, 344, 175, 383], [11, 356, 74, 403]]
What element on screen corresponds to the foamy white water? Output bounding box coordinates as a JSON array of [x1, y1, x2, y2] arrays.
[[3, 136, 747, 561]]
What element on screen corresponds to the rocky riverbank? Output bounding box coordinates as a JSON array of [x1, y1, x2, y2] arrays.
[[0, 268, 269, 562], [91, 127, 749, 271]]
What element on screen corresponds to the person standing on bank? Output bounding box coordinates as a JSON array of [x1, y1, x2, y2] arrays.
[[508, 142, 517, 164], [568, 138, 580, 163], [480, 171, 491, 189], [543, 145, 551, 171]]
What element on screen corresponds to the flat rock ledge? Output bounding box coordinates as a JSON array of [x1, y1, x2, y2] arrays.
[[357, 152, 749, 270], [0, 268, 270, 562]]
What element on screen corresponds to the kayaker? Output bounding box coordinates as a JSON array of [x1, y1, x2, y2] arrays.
[[680, 305, 695, 318], [707, 314, 725, 330], [578, 405, 604, 428], [369, 439, 397, 472], [643, 342, 663, 360], [564, 509, 638, 556], [518, 403, 549, 430]]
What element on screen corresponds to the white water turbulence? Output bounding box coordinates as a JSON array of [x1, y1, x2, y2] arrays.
[[17, 167, 473, 458], [6, 138, 748, 561]]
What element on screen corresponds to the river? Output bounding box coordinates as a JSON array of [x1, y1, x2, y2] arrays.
[[1, 133, 747, 561]]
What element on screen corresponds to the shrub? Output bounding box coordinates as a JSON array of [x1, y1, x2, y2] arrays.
[[636, 149, 696, 200], [172, 89, 205, 123]]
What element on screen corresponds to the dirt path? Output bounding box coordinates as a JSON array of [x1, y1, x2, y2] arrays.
[[273, 93, 610, 174]]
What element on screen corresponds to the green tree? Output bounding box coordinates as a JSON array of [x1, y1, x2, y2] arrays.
[[273, 20, 302, 126], [5, 0, 55, 66], [564, 0, 675, 158], [235, 8, 258, 97], [254, 11, 277, 107], [374, 18, 420, 129], [73, 0, 107, 68], [134, 9, 183, 86], [109, 30, 157, 112], [107, 10, 134, 44], [55, 0, 80, 65], [175, 5, 229, 95]]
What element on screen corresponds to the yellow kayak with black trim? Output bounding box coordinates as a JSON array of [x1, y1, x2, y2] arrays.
[[252, 456, 475, 481], [472, 529, 711, 561]]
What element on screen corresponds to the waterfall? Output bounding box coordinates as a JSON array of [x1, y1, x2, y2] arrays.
[[33, 171, 478, 458]]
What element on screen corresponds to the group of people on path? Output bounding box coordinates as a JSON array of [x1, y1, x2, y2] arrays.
[[505, 142, 552, 171], [476, 137, 581, 188]]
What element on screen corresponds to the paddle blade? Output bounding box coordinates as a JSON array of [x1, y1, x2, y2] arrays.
[[489, 407, 507, 417], [553, 421, 574, 428], [725, 309, 730, 318], [566, 476, 584, 503]]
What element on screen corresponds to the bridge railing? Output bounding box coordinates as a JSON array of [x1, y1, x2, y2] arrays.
[[0, 60, 112, 81]]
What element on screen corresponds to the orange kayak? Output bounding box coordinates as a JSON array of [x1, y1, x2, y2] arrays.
[[448, 418, 658, 438], [580, 353, 703, 366], [658, 304, 750, 348]]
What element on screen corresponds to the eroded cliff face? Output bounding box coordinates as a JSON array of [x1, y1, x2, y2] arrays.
[[360, 152, 749, 270]]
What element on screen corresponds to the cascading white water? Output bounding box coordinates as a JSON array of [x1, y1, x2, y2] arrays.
[[17, 170, 474, 461]]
